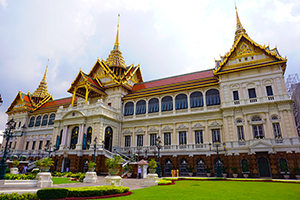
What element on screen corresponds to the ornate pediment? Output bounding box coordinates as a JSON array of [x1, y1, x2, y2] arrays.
[[209, 121, 221, 127], [192, 122, 204, 129], [123, 129, 132, 135], [177, 124, 188, 130], [135, 127, 145, 133], [162, 125, 172, 131], [148, 126, 158, 133]]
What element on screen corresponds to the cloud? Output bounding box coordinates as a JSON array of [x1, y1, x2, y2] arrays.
[[0, 0, 7, 8]]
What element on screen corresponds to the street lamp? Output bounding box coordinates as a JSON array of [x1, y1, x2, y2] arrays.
[[89, 137, 98, 162], [44, 142, 57, 157], [0, 94, 3, 107], [0, 118, 26, 179], [155, 136, 162, 178], [209, 142, 226, 178]]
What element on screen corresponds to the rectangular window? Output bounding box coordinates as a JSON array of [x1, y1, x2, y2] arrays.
[[137, 135, 143, 147], [39, 141, 43, 150], [125, 136, 131, 147], [179, 131, 187, 145], [237, 126, 244, 140], [248, 88, 257, 99], [233, 91, 239, 101], [14, 142, 17, 149], [9, 142, 12, 149], [253, 125, 264, 138], [195, 130, 203, 144], [25, 141, 29, 150], [212, 129, 221, 143], [164, 133, 171, 145], [45, 140, 50, 148], [150, 134, 157, 146], [273, 123, 281, 138], [32, 141, 36, 150], [266, 86, 273, 96]]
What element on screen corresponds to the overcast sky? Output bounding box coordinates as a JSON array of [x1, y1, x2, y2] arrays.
[[0, 0, 300, 142]]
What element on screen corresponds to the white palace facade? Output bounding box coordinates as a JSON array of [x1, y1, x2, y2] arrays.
[[2, 9, 300, 178]]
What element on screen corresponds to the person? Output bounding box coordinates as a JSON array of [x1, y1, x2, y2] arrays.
[[23, 165, 27, 174], [66, 167, 69, 172], [138, 166, 142, 179]]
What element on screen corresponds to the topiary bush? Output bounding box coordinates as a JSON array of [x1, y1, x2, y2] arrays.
[[67, 186, 129, 198], [37, 188, 68, 199], [0, 192, 38, 200]]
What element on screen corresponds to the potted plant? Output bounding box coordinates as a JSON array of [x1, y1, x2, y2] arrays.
[[40, 157, 54, 172], [148, 159, 157, 174], [122, 163, 133, 178], [187, 165, 194, 177], [12, 159, 19, 168], [231, 167, 238, 178], [293, 167, 300, 179], [242, 162, 250, 178], [205, 166, 212, 177], [221, 166, 228, 178], [279, 161, 289, 179], [88, 161, 96, 172], [105, 154, 124, 176]]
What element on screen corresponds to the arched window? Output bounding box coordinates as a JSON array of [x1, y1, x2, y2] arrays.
[[175, 94, 187, 110], [124, 102, 134, 116], [279, 158, 289, 173], [148, 98, 159, 113], [28, 117, 35, 127], [241, 159, 249, 173], [56, 130, 63, 149], [161, 96, 173, 112], [41, 115, 48, 126], [213, 158, 224, 175], [179, 158, 189, 176], [35, 116, 41, 127], [136, 100, 146, 115], [196, 159, 206, 176], [252, 116, 262, 122], [48, 114, 55, 125], [83, 127, 92, 150], [206, 89, 220, 106], [70, 126, 79, 150], [190, 92, 203, 108], [164, 159, 173, 176]]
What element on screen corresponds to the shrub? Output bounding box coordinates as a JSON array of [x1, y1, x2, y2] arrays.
[[105, 154, 124, 169], [37, 188, 68, 199], [0, 192, 38, 200], [67, 186, 129, 197], [6, 167, 10, 173], [12, 159, 19, 167], [65, 172, 73, 177], [4, 173, 37, 180], [158, 179, 172, 185], [148, 159, 157, 169]]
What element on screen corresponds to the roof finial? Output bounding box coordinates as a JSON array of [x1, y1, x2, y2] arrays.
[[32, 59, 50, 99], [113, 14, 120, 50], [42, 59, 49, 83], [234, 2, 247, 42]]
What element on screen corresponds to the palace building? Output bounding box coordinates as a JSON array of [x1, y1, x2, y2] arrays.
[[2, 8, 300, 178]]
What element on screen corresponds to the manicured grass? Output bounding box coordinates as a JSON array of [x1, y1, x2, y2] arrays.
[[104, 180, 300, 200], [51, 177, 81, 184]]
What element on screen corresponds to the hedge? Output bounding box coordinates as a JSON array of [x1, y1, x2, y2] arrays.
[[36, 186, 129, 199], [5, 173, 37, 180], [0, 192, 38, 200], [37, 188, 69, 199]]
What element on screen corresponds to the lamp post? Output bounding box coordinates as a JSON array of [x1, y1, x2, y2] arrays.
[[0, 94, 3, 107], [44, 142, 57, 157], [209, 142, 226, 178], [0, 118, 26, 179], [91, 137, 98, 162], [155, 136, 162, 178]]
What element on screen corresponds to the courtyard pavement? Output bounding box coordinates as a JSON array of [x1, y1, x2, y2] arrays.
[[0, 175, 146, 194]]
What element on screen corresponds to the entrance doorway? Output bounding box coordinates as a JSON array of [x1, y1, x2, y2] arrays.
[[104, 126, 113, 151], [257, 156, 271, 177], [164, 159, 173, 176], [62, 158, 71, 172]]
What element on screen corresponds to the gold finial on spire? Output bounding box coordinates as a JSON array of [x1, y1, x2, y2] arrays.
[[114, 14, 120, 50], [32, 59, 50, 99], [234, 2, 247, 42]]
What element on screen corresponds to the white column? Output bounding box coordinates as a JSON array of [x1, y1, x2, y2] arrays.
[[205, 120, 209, 143], [188, 121, 192, 144], [243, 115, 250, 140], [60, 126, 68, 149], [232, 117, 237, 141], [265, 112, 272, 138], [279, 111, 287, 138], [288, 110, 297, 136]]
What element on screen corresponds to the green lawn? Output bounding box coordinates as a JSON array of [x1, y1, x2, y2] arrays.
[[104, 180, 300, 200], [51, 177, 81, 184]]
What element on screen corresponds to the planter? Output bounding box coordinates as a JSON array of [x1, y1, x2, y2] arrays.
[[243, 173, 249, 178], [189, 173, 193, 177], [40, 167, 50, 172], [222, 173, 227, 178], [283, 174, 290, 179], [109, 169, 119, 176], [10, 167, 19, 174], [206, 173, 211, 177], [295, 175, 300, 179], [232, 173, 238, 178], [88, 167, 95, 172], [149, 169, 156, 174]]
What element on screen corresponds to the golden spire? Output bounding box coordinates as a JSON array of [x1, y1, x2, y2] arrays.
[[113, 14, 120, 50], [234, 3, 247, 42], [32, 59, 50, 99], [106, 14, 127, 69]]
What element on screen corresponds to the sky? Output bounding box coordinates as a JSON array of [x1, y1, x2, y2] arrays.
[[0, 0, 300, 142]]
